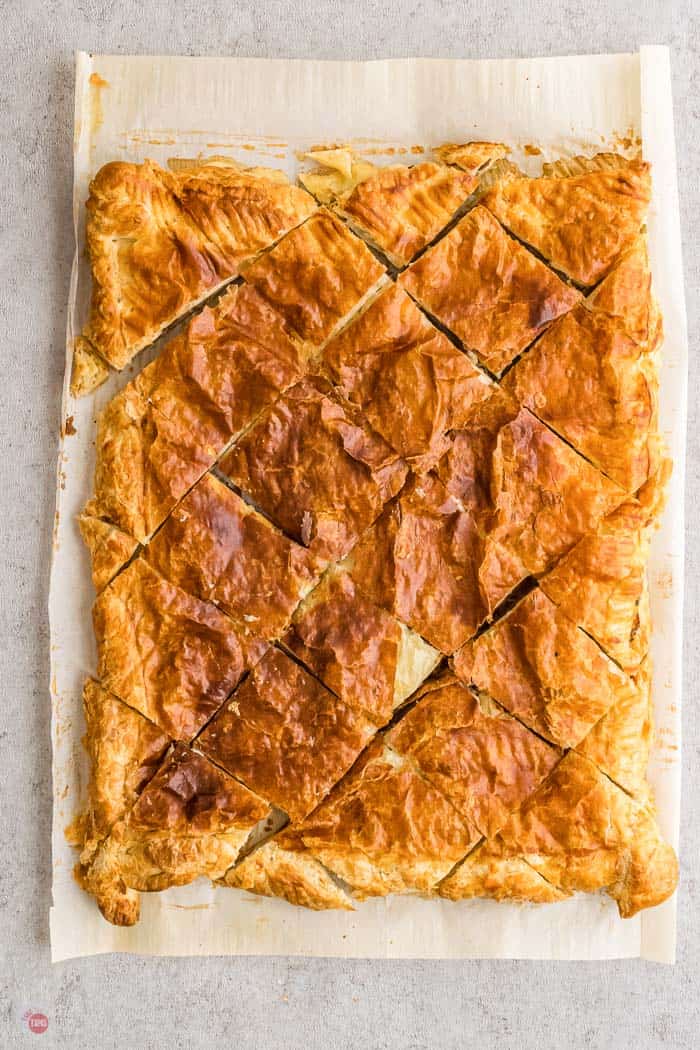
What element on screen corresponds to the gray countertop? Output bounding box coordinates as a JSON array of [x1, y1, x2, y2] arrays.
[[2, 2, 698, 1047]]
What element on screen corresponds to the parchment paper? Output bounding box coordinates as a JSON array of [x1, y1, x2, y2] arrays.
[[49, 47, 687, 963]]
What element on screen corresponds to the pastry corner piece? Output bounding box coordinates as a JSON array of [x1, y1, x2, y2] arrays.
[[79, 156, 316, 385], [482, 152, 651, 287], [438, 750, 677, 917], [77, 741, 271, 926], [299, 148, 477, 266], [219, 828, 354, 911]]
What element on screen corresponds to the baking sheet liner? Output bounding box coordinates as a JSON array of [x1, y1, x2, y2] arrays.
[[49, 47, 687, 962]]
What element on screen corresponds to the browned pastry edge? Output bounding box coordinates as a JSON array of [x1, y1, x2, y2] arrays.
[[81, 157, 316, 377]]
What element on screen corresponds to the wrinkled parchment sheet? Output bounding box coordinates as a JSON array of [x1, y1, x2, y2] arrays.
[[49, 47, 687, 962]]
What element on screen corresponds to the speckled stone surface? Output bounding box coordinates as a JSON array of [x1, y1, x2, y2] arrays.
[[1, 1, 698, 1047]]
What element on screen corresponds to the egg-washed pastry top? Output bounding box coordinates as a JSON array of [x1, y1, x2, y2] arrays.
[[72, 143, 677, 927]]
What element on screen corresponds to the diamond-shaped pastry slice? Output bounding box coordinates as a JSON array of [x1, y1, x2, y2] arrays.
[[77, 744, 270, 926], [539, 463, 669, 672], [386, 675, 559, 837], [282, 567, 440, 725], [79, 158, 315, 383], [80, 280, 307, 570], [219, 377, 408, 561], [135, 282, 306, 448], [144, 472, 323, 642], [344, 471, 494, 654], [302, 152, 476, 267], [481, 751, 678, 918], [241, 209, 386, 347], [219, 827, 353, 910], [196, 647, 377, 822], [438, 841, 569, 904], [503, 241, 663, 492], [347, 399, 625, 653], [441, 404, 626, 601], [320, 283, 496, 472], [93, 559, 251, 741], [575, 658, 653, 799], [299, 740, 477, 898], [77, 679, 170, 866], [78, 512, 140, 593], [399, 205, 581, 374], [482, 155, 651, 286], [84, 384, 214, 547], [454, 588, 639, 749]]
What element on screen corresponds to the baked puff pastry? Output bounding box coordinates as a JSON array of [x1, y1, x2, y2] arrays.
[[241, 208, 386, 346], [219, 377, 408, 562], [320, 282, 497, 473], [385, 675, 560, 837], [300, 150, 476, 266], [78, 157, 316, 389], [74, 146, 677, 925], [482, 154, 651, 286], [504, 241, 663, 492], [93, 558, 252, 741], [78, 744, 271, 926], [282, 566, 440, 725], [77, 679, 170, 868], [443, 752, 677, 918], [400, 205, 581, 374], [219, 827, 353, 911], [453, 588, 639, 749], [80, 279, 307, 578], [540, 461, 670, 673], [196, 647, 377, 822], [298, 740, 477, 898], [346, 399, 625, 653], [143, 472, 323, 642]]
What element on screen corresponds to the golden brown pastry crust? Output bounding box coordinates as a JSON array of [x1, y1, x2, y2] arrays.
[[345, 471, 496, 653], [79, 678, 170, 860], [83, 278, 307, 553], [75, 147, 676, 924], [338, 161, 477, 266], [539, 462, 670, 672], [347, 401, 624, 653], [300, 741, 477, 897], [503, 244, 662, 493], [400, 205, 581, 374], [438, 841, 570, 903], [241, 209, 385, 345], [282, 567, 439, 725], [321, 283, 497, 472], [82, 158, 315, 373], [144, 472, 322, 643], [454, 588, 639, 749], [196, 647, 377, 822], [78, 744, 270, 925], [482, 157, 651, 286], [219, 377, 408, 561], [575, 659, 653, 798], [219, 828, 353, 910], [78, 510, 139, 593], [87, 382, 214, 544], [434, 142, 509, 174], [489, 752, 677, 918], [94, 559, 249, 741], [466, 407, 626, 593], [387, 676, 559, 837], [135, 282, 306, 448], [70, 336, 111, 397]]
